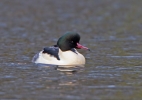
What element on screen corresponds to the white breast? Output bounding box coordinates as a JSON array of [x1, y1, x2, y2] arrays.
[[58, 49, 85, 65]]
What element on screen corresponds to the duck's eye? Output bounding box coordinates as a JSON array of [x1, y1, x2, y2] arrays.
[[71, 41, 74, 43]]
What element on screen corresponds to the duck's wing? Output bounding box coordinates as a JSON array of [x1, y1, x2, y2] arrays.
[[32, 45, 60, 63], [42, 46, 60, 60]]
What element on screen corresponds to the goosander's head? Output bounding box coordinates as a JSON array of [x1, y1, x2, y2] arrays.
[[57, 32, 89, 51]]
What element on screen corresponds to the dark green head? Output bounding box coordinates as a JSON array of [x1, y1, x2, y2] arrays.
[[57, 32, 80, 51], [57, 32, 89, 51]]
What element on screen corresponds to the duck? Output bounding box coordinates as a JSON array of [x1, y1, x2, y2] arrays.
[[32, 32, 89, 65]]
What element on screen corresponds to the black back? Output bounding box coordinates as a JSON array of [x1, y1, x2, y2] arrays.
[[42, 45, 60, 60]]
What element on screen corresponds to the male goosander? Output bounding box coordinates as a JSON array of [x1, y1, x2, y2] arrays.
[[32, 32, 89, 65]]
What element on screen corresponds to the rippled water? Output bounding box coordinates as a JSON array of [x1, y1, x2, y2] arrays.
[[0, 0, 142, 99]]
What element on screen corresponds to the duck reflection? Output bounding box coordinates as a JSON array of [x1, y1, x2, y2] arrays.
[[35, 63, 84, 73]]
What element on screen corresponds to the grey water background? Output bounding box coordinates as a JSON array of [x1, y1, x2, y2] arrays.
[[0, 0, 142, 100]]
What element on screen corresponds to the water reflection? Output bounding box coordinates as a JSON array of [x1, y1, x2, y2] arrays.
[[35, 63, 85, 73]]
